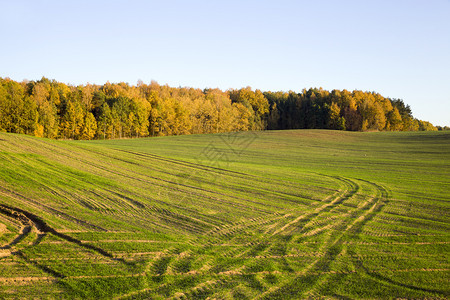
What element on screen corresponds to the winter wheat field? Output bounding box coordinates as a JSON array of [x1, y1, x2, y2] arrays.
[[0, 130, 448, 299]]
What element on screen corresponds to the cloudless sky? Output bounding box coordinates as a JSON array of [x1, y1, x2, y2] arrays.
[[1, 0, 449, 126]]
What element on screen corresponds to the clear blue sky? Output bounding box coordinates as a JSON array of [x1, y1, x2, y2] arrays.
[[1, 0, 449, 126]]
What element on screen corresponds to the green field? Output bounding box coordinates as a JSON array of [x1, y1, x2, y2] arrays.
[[0, 130, 449, 299]]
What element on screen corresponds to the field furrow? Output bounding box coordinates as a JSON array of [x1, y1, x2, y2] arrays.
[[1, 131, 448, 299]]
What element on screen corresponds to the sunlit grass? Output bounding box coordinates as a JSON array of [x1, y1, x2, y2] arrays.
[[0, 130, 449, 298]]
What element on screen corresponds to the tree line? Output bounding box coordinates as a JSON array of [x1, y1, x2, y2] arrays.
[[0, 77, 439, 140]]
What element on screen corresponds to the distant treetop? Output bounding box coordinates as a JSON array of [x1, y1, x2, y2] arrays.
[[0, 77, 438, 140]]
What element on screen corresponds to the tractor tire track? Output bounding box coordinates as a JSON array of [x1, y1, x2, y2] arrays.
[[113, 148, 332, 204], [345, 180, 449, 298], [158, 174, 361, 298], [0, 187, 106, 231], [257, 176, 387, 299], [0, 203, 131, 266], [52, 146, 278, 214], [112, 148, 338, 193], [271, 176, 358, 236]]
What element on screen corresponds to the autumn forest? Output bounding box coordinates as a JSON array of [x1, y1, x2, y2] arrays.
[[0, 77, 438, 140]]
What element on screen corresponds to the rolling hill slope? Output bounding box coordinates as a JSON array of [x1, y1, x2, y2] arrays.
[[0, 130, 449, 298]]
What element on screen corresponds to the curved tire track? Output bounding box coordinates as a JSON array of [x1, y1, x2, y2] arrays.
[[257, 176, 389, 299], [0, 203, 131, 266]]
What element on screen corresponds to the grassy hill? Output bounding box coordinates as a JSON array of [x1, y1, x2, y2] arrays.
[[0, 130, 449, 299]]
